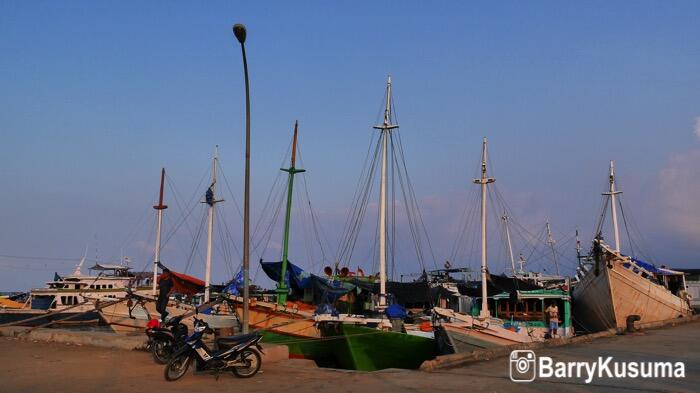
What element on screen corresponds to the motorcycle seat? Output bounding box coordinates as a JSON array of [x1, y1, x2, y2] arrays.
[[216, 333, 257, 348]]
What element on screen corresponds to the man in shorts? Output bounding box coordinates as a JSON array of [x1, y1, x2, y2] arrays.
[[545, 301, 559, 338]]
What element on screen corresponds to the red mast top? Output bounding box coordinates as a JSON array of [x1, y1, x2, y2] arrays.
[[154, 168, 168, 210]]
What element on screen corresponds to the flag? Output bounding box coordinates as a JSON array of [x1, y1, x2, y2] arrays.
[[223, 269, 244, 295], [205, 185, 214, 206]]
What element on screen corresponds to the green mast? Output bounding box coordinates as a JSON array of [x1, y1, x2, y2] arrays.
[[277, 121, 305, 305]]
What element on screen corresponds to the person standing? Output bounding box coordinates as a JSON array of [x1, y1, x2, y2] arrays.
[[545, 301, 560, 338], [156, 262, 174, 321]]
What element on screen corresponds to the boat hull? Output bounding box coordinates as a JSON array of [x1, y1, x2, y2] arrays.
[[97, 297, 193, 333], [260, 330, 336, 367], [230, 299, 336, 366], [573, 258, 692, 332], [0, 309, 101, 327], [319, 323, 438, 371]]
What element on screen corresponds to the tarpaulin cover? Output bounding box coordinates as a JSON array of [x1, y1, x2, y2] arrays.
[[386, 304, 408, 319], [630, 258, 683, 276], [0, 297, 25, 309], [261, 261, 354, 302], [223, 269, 244, 295], [261, 261, 313, 290], [310, 275, 355, 301], [159, 271, 205, 296]]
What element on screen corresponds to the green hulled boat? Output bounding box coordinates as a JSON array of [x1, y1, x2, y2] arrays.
[[318, 322, 437, 371], [260, 330, 337, 367]]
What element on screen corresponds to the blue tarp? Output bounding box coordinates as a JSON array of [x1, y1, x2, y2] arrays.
[[261, 261, 314, 290], [223, 269, 244, 295], [260, 261, 353, 301], [629, 258, 682, 276], [314, 303, 339, 316], [385, 304, 407, 319]]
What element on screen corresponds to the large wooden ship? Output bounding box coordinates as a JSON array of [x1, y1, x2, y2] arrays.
[[572, 162, 692, 332]]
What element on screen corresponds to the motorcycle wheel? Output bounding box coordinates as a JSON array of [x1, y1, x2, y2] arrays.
[[152, 339, 172, 364], [231, 348, 261, 378], [164, 354, 191, 381]]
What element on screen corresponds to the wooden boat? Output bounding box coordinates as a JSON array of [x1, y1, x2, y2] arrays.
[[434, 286, 573, 353], [572, 162, 692, 332], [572, 240, 691, 331], [432, 139, 574, 354], [224, 123, 336, 363], [227, 296, 336, 364], [434, 307, 537, 351], [313, 77, 438, 370], [317, 321, 437, 371], [94, 292, 193, 333]]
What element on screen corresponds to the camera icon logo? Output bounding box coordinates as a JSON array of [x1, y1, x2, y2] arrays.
[[510, 350, 537, 382]]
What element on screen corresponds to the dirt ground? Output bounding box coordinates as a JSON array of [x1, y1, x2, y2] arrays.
[[1, 320, 699, 393]]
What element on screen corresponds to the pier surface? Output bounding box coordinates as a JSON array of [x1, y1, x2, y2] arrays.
[[1, 320, 698, 393]]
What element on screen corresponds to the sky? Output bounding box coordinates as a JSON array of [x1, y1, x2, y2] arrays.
[[1, 1, 699, 291]]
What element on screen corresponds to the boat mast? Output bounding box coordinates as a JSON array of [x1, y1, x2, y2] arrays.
[[73, 246, 88, 276], [153, 168, 168, 296], [604, 160, 622, 253], [546, 221, 560, 276], [277, 121, 305, 305], [373, 75, 398, 310], [474, 138, 495, 319], [204, 147, 221, 303], [501, 211, 516, 275], [575, 228, 582, 263]]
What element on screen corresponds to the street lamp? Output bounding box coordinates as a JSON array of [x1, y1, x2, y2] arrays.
[[233, 23, 250, 334]]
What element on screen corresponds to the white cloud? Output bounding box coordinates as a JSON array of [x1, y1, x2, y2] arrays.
[[695, 117, 700, 140]]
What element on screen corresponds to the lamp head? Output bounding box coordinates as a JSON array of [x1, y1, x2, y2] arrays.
[[233, 24, 247, 44]]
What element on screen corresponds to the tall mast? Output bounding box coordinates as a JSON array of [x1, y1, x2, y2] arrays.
[[546, 221, 560, 276], [473, 138, 495, 319], [502, 211, 516, 275], [372, 75, 398, 310], [204, 147, 221, 303], [603, 160, 622, 253], [153, 168, 168, 296], [277, 121, 305, 305]]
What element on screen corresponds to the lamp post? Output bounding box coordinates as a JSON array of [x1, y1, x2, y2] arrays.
[[233, 23, 250, 334]]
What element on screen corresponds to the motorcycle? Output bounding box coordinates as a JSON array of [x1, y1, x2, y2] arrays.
[[146, 315, 189, 364], [164, 317, 263, 381]]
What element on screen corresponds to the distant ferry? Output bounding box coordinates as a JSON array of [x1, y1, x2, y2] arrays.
[[0, 261, 151, 327]]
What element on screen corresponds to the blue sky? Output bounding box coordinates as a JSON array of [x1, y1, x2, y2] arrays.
[[1, 1, 699, 290]]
